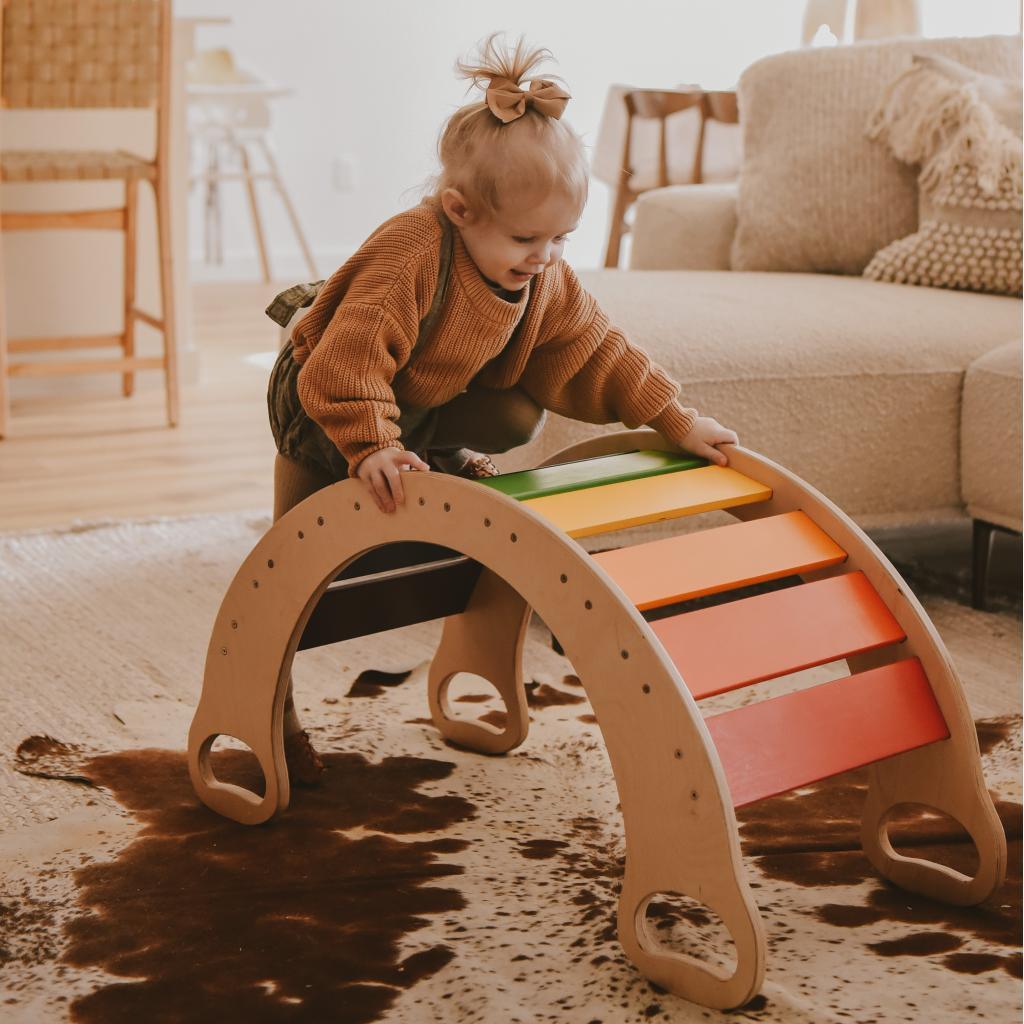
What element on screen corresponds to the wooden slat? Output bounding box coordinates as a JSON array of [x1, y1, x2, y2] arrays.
[[1, 209, 126, 230], [130, 309, 164, 330], [335, 541, 461, 581], [594, 510, 846, 611], [480, 449, 705, 501], [8, 334, 124, 354], [706, 658, 949, 808], [190, 171, 274, 183], [8, 356, 164, 378], [299, 557, 482, 650], [653, 571, 906, 699], [523, 465, 771, 539]]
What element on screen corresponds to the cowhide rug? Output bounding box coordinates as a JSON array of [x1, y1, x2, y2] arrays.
[[0, 512, 1019, 1023], [6, 685, 1021, 1024]]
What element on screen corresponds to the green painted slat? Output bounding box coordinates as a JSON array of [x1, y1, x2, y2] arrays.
[[479, 449, 706, 502]]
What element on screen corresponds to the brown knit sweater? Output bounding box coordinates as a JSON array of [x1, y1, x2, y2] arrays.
[[291, 200, 697, 475]]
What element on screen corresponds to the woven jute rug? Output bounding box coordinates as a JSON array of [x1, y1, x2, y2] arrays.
[[0, 512, 1020, 1023]]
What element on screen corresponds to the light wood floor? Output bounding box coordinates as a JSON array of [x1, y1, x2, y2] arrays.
[[0, 281, 282, 533]]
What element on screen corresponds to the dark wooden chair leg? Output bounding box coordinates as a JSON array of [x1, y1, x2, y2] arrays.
[[971, 519, 995, 611]]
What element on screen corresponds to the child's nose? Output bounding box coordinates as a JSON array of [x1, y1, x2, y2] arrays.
[[529, 243, 553, 267]]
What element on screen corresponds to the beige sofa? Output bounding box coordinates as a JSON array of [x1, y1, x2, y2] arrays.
[[512, 182, 1022, 530], [504, 36, 1022, 553]]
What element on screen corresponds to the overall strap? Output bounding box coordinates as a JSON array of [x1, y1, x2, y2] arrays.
[[414, 211, 454, 346], [265, 280, 324, 328], [264, 211, 456, 342]]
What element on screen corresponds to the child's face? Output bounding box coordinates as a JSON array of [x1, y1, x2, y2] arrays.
[[442, 189, 580, 293]]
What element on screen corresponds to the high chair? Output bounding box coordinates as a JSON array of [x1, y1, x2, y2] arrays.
[[186, 47, 316, 283], [0, 0, 178, 437]]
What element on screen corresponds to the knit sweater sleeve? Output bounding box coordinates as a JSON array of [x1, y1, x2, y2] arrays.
[[296, 302, 417, 473], [518, 265, 698, 444], [293, 214, 441, 475]]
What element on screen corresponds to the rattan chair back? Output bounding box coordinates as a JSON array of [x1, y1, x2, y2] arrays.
[[1, 0, 165, 109]]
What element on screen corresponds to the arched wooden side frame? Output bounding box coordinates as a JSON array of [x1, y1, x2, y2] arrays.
[[187, 457, 766, 1009], [188, 428, 1005, 1009], [550, 430, 1006, 908]]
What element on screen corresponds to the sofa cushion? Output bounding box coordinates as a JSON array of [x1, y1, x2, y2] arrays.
[[961, 341, 1023, 531], [630, 184, 738, 271], [731, 34, 1022, 276], [497, 270, 1022, 526]]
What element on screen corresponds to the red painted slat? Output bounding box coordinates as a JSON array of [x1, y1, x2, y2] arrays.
[[705, 658, 949, 808], [653, 572, 906, 700]]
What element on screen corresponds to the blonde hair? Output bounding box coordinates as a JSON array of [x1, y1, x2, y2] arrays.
[[432, 34, 588, 219]]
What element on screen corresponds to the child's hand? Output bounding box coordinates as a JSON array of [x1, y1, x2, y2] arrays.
[[356, 448, 430, 513], [679, 417, 739, 467]]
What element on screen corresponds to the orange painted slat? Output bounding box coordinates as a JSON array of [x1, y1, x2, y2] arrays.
[[593, 511, 846, 611], [705, 658, 949, 808], [653, 572, 906, 700], [523, 465, 771, 539]]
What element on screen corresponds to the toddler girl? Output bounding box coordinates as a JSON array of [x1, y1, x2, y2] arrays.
[[268, 34, 738, 782]]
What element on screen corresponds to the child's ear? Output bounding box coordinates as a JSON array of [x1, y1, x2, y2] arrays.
[[441, 188, 475, 226]]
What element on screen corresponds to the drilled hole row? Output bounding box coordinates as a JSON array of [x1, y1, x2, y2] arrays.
[[639, 682, 691, 780], [250, 516, 331, 586], [360, 496, 632, 654], [252, 500, 633, 659], [236, 495, 696, 786], [295, 515, 328, 538]]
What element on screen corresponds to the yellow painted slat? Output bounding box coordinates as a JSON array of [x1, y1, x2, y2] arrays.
[[522, 465, 771, 539]]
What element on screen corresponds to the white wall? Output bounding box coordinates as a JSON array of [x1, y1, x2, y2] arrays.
[[179, 0, 810, 276], [2, 0, 1017, 383], [179, 0, 1020, 278]]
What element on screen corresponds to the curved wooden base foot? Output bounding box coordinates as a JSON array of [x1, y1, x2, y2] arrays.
[[187, 707, 289, 826], [427, 568, 531, 754], [618, 878, 765, 1011], [861, 750, 1007, 906]]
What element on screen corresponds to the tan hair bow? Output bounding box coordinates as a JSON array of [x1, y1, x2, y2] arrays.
[[485, 76, 571, 123]]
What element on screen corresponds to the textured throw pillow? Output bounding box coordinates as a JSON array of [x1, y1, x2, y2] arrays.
[[863, 54, 1023, 297], [731, 34, 1021, 275]]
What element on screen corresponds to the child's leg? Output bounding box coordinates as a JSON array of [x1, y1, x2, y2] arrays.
[[427, 386, 546, 472], [273, 451, 336, 521], [273, 453, 336, 782]]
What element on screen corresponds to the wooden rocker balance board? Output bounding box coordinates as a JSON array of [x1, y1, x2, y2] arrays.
[[188, 429, 1006, 1010]]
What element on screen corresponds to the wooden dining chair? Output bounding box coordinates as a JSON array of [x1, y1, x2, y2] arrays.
[[0, 0, 178, 438], [603, 88, 740, 269], [697, 89, 740, 179]]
